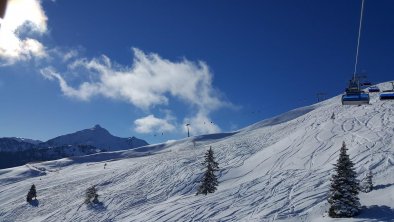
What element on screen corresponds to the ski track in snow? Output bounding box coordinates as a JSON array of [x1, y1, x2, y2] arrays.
[[1, 83, 394, 221]]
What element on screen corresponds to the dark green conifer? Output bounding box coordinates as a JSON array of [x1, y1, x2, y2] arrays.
[[328, 142, 361, 217], [26, 184, 37, 202], [197, 146, 219, 195], [85, 185, 99, 204], [361, 170, 373, 193]]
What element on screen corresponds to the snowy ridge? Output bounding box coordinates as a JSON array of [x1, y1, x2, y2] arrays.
[[8, 138, 43, 145], [43, 124, 148, 151], [0, 125, 149, 169], [0, 138, 37, 152], [0, 82, 394, 221]]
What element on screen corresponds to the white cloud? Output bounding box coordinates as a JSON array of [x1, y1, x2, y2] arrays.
[[134, 114, 176, 134], [183, 111, 221, 135], [62, 49, 79, 62], [0, 0, 47, 64], [40, 66, 100, 100], [41, 48, 232, 135], [56, 48, 228, 111]]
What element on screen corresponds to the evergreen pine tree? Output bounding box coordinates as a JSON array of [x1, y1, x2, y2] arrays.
[[361, 170, 373, 193], [328, 141, 361, 218], [331, 112, 335, 120], [26, 184, 37, 202], [85, 185, 99, 204], [197, 146, 219, 195]]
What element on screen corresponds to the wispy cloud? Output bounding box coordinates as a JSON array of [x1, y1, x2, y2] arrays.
[[183, 111, 221, 135], [40, 66, 99, 100], [41, 48, 232, 135], [134, 114, 176, 134], [0, 0, 47, 64], [62, 49, 79, 62]]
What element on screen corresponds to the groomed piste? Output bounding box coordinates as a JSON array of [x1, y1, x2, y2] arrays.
[[0, 82, 394, 221]]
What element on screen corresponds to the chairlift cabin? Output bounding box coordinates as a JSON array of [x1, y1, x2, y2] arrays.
[[379, 82, 394, 100], [342, 78, 370, 105], [368, 86, 380, 93]]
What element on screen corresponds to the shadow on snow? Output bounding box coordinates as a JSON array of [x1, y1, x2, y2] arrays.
[[28, 199, 39, 207], [357, 205, 394, 221], [373, 183, 394, 191], [87, 201, 107, 212]]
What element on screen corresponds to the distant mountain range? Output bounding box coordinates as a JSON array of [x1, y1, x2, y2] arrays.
[[0, 125, 148, 169]]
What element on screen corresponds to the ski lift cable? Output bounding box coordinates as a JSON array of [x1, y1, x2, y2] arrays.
[[353, 0, 365, 78]]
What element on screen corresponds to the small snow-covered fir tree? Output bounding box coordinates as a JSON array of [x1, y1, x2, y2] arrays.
[[361, 170, 373, 193], [85, 185, 99, 204], [328, 141, 361, 218], [197, 146, 219, 195], [26, 184, 37, 202], [331, 112, 335, 120]]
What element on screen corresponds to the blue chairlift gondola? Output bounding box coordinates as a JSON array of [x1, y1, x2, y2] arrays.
[[342, 77, 370, 105], [368, 86, 380, 93], [379, 82, 394, 100]]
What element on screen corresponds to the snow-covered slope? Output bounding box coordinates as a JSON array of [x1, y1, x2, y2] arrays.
[[1, 82, 394, 221]]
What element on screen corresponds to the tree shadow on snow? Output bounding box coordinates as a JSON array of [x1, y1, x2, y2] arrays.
[[193, 132, 238, 142], [29, 199, 39, 207], [87, 201, 107, 212], [357, 205, 394, 221], [374, 183, 394, 191]]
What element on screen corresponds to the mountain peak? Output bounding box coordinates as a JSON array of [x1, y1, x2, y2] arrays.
[[44, 124, 148, 151], [91, 124, 103, 130], [88, 124, 111, 134]]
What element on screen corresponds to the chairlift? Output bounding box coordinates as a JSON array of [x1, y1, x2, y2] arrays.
[[368, 86, 380, 93], [342, 0, 369, 105], [342, 77, 370, 105], [379, 82, 394, 100]]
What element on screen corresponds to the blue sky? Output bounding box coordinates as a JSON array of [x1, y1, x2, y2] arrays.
[[1, 0, 394, 144]]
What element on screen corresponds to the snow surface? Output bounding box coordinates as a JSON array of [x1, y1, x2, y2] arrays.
[[1, 82, 394, 221]]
